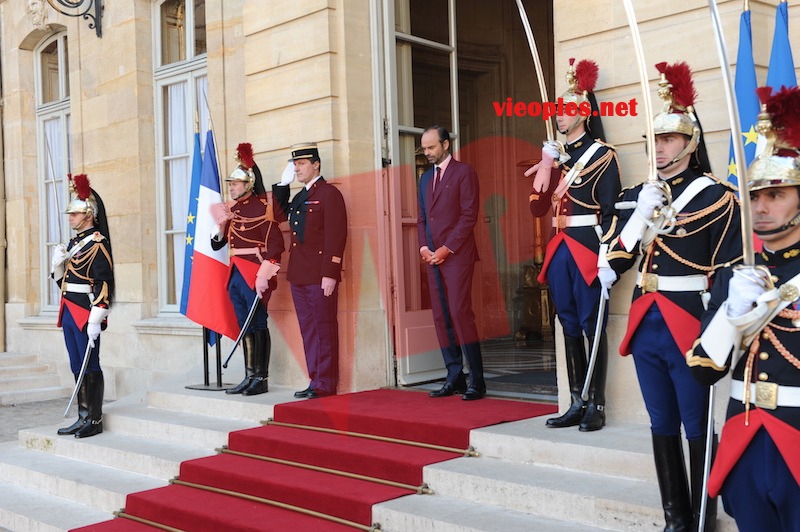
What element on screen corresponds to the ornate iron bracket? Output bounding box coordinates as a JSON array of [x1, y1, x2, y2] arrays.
[[46, 0, 103, 37]]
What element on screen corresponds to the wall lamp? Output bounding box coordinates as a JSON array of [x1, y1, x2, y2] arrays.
[[46, 0, 103, 37]]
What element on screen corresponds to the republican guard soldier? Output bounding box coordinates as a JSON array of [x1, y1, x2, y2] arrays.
[[687, 86, 800, 532], [52, 174, 114, 439], [601, 62, 743, 531], [528, 58, 621, 430], [211, 143, 284, 396]]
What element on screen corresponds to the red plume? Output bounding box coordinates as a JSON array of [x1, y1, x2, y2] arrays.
[[664, 61, 697, 109], [575, 60, 599, 93], [655, 62, 668, 75], [236, 143, 255, 169], [756, 86, 773, 106], [73, 174, 92, 201], [767, 85, 800, 149]]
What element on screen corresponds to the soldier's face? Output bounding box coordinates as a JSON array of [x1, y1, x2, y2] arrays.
[[751, 187, 800, 248], [228, 180, 250, 200], [421, 131, 449, 166], [69, 212, 92, 231], [294, 159, 320, 184], [655, 133, 693, 175]]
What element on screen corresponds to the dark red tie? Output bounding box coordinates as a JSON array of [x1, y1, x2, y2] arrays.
[[434, 167, 442, 191]]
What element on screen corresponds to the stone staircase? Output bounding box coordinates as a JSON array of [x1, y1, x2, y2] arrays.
[[0, 377, 738, 531], [0, 353, 71, 406]]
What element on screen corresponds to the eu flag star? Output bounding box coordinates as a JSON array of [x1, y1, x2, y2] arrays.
[[727, 158, 738, 179], [187, 213, 196, 224], [742, 126, 759, 146], [185, 234, 194, 246]]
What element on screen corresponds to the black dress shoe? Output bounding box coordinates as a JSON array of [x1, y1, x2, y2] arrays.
[[462, 386, 486, 401], [545, 400, 586, 428], [429, 380, 467, 398], [578, 403, 606, 432], [306, 390, 319, 399], [294, 386, 313, 398], [75, 419, 103, 439]]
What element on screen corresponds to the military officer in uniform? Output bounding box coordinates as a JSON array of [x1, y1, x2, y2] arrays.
[[528, 58, 621, 430], [601, 62, 742, 531], [52, 174, 114, 439], [273, 143, 347, 398], [687, 86, 800, 532], [211, 143, 284, 396]]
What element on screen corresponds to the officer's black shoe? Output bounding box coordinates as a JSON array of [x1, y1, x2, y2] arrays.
[[429, 374, 467, 398], [242, 376, 269, 396], [75, 419, 103, 439], [57, 418, 87, 436], [226, 376, 253, 395], [306, 390, 319, 399], [546, 398, 586, 428], [294, 385, 314, 398], [462, 386, 486, 401], [579, 403, 606, 432]]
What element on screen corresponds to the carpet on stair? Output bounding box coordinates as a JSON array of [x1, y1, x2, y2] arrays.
[[72, 388, 556, 531]]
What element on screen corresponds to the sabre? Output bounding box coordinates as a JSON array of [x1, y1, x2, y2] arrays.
[[698, 2, 756, 528], [64, 341, 93, 417], [514, 0, 555, 143], [622, 0, 676, 237], [581, 293, 607, 402], [222, 295, 261, 368]]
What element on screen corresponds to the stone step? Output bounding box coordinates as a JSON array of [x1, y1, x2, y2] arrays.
[[102, 400, 259, 449], [0, 363, 50, 378], [0, 442, 165, 513], [0, 386, 71, 407], [422, 454, 738, 531], [373, 491, 611, 532], [0, 353, 38, 367], [471, 416, 657, 482], [19, 425, 215, 479], [0, 478, 112, 532], [144, 382, 299, 423], [1, 374, 62, 392]]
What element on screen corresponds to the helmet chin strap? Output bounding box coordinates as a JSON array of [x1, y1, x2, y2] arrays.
[[558, 115, 585, 137], [753, 210, 800, 236]]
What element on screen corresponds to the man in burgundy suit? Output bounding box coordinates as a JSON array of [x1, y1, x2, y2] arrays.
[[273, 143, 348, 398], [417, 126, 486, 400]]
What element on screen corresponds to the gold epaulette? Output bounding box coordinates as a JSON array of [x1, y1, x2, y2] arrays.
[[593, 139, 617, 151], [703, 172, 738, 193]]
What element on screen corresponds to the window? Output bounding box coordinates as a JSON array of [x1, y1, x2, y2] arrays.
[[36, 33, 72, 309], [154, 0, 208, 311]]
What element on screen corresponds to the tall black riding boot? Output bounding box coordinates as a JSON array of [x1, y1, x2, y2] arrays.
[[58, 373, 89, 435], [546, 336, 587, 428], [243, 329, 270, 396], [226, 333, 256, 394], [579, 333, 607, 432], [652, 433, 692, 532], [689, 436, 718, 532], [75, 371, 104, 439]]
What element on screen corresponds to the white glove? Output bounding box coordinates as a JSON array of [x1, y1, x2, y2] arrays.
[[50, 243, 68, 273], [635, 182, 666, 219], [279, 162, 296, 185], [597, 266, 617, 301], [87, 322, 101, 348], [726, 267, 770, 319], [211, 225, 223, 241]]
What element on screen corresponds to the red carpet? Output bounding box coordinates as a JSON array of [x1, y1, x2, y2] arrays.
[[73, 388, 555, 531]]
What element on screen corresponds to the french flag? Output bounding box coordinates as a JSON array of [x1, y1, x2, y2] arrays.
[[180, 130, 240, 341]]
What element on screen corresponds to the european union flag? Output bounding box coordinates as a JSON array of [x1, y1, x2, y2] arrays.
[[180, 131, 202, 315], [766, 1, 797, 91], [726, 8, 759, 190]]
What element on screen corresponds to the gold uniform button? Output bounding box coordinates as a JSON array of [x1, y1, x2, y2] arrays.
[[654, 251, 660, 256], [294, 221, 298, 225], [319, 251, 323, 255], [759, 352, 769, 361], [758, 372, 769, 381], [652, 264, 659, 270]]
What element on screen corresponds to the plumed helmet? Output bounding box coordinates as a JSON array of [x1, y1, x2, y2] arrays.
[[559, 58, 605, 140], [226, 143, 266, 195], [651, 62, 711, 174], [747, 86, 800, 192], [65, 173, 98, 217]]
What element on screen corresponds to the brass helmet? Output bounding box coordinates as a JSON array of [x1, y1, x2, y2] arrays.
[[226, 142, 257, 193], [65, 173, 98, 217], [558, 58, 602, 138], [651, 62, 702, 168], [748, 86, 800, 192]]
